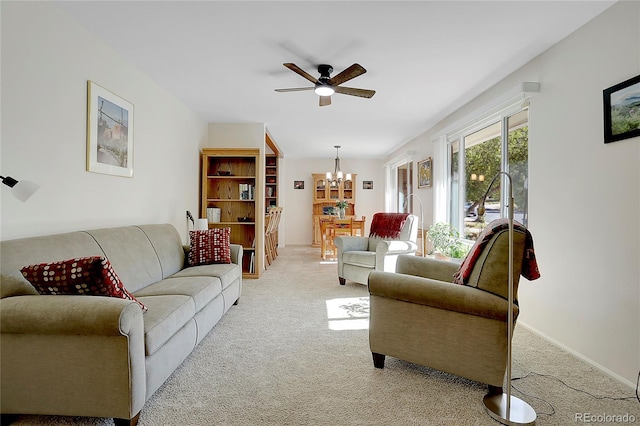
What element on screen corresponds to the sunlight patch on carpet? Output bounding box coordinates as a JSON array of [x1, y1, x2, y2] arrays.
[[325, 296, 369, 330]]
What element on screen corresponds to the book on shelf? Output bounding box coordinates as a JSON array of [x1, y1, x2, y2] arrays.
[[239, 184, 255, 200]]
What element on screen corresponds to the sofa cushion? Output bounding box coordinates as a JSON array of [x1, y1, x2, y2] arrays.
[[84, 226, 163, 293], [135, 294, 195, 356], [343, 251, 376, 269], [134, 276, 222, 313], [170, 263, 240, 290], [1, 231, 105, 299], [188, 228, 231, 266], [20, 256, 147, 312], [136, 224, 185, 278]]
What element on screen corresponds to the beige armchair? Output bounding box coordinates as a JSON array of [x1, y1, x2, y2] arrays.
[[367, 223, 539, 391], [335, 213, 418, 285]]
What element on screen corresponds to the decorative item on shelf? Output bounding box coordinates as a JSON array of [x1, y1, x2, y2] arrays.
[[237, 216, 252, 223], [326, 146, 352, 186], [426, 222, 469, 259], [207, 207, 221, 223], [335, 200, 349, 219], [480, 172, 537, 426], [1, 175, 39, 202], [217, 162, 232, 176]]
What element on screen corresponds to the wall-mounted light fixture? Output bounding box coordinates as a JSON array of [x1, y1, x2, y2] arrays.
[[1, 175, 40, 202]]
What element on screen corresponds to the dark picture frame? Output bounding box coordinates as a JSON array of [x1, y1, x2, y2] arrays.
[[363, 180, 373, 190], [603, 74, 640, 144], [417, 157, 432, 188], [293, 180, 304, 189]]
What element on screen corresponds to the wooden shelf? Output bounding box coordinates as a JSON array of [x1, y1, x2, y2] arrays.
[[201, 148, 262, 278], [265, 154, 278, 211]]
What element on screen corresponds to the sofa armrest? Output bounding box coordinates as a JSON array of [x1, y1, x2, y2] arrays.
[[334, 236, 369, 253], [395, 255, 460, 283], [374, 240, 418, 272], [1, 295, 147, 419], [229, 243, 243, 266], [1, 295, 144, 336], [368, 271, 516, 321], [375, 240, 418, 256]]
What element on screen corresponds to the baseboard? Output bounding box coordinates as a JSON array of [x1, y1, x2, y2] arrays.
[[518, 321, 637, 390]]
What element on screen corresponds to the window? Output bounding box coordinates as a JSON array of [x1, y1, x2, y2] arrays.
[[385, 157, 413, 213], [448, 108, 529, 240]]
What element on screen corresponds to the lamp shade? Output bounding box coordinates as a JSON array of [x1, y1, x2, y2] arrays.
[[1, 175, 40, 202], [195, 218, 209, 231], [314, 84, 335, 97]]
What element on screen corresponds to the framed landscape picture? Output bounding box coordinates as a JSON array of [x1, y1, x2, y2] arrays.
[[86, 81, 134, 177], [417, 157, 432, 188], [603, 74, 640, 144]]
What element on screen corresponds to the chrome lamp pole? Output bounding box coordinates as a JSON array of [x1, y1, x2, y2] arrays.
[[479, 172, 536, 426]]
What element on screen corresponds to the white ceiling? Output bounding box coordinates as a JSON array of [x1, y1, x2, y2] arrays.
[[56, 1, 614, 159]]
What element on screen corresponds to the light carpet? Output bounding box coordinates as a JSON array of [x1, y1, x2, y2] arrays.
[[11, 246, 639, 425]]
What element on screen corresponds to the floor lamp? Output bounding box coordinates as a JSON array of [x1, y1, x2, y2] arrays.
[[479, 172, 536, 426], [403, 193, 424, 256]]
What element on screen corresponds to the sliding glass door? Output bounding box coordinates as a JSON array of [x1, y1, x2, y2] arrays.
[[449, 108, 529, 240]]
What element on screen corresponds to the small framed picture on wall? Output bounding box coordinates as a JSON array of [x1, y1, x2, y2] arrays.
[[294, 180, 304, 189], [363, 181, 373, 190], [417, 157, 432, 188], [603, 74, 640, 143]]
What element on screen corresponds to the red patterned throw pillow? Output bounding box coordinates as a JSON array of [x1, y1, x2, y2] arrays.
[[20, 256, 147, 312], [188, 228, 232, 266]]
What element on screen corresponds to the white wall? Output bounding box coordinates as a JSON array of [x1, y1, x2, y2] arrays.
[[1, 1, 207, 242], [387, 1, 639, 386], [284, 157, 386, 245]]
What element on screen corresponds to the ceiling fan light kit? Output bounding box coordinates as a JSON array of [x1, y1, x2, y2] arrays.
[[275, 63, 375, 107]]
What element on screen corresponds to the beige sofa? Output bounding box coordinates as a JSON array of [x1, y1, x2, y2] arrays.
[[0, 224, 242, 425]]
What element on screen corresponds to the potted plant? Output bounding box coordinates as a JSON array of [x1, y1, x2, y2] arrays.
[[335, 200, 349, 219], [427, 222, 469, 259]]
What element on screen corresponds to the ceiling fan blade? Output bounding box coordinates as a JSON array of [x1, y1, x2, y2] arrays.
[[275, 87, 315, 92], [319, 96, 331, 107], [334, 86, 376, 98], [283, 63, 319, 84], [329, 63, 366, 86]]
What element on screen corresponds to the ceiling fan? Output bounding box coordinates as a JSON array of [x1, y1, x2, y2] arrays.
[[275, 63, 376, 107]]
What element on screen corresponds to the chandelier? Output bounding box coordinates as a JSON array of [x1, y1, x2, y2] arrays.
[[326, 145, 352, 186]]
